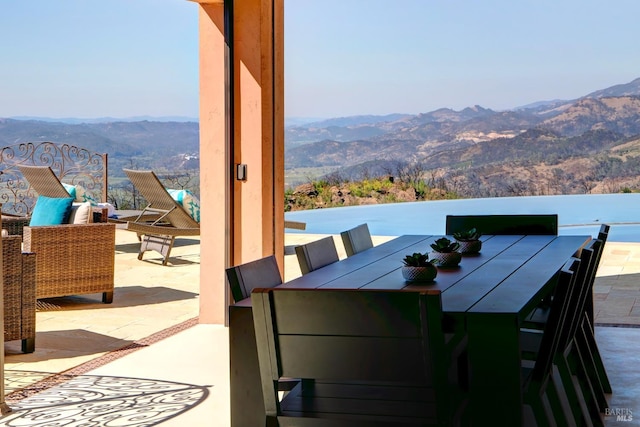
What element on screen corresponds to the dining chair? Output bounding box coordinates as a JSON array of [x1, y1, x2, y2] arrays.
[[524, 224, 612, 401], [340, 223, 373, 257], [225, 255, 282, 302], [585, 224, 610, 326], [225, 255, 299, 394], [251, 288, 469, 426], [294, 235, 339, 274], [521, 241, 608, 425], [555, 240, 608, 424], [445, 214, 558, 235], [520, 257, 584, 426], [580, 225, 612, 396]]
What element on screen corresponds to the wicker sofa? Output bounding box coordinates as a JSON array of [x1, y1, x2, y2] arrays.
[[3, 235, 37, 353], [23, 222, 116, 303]]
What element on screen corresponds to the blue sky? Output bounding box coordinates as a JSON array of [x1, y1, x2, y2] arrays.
[[2, 1, 639, 120]]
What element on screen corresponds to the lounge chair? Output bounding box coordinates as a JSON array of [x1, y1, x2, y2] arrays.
[[116, 169, 200, 265], [17, 165, 72, 199], [18, 165, 108, 223], [14, 165, 117, 303]]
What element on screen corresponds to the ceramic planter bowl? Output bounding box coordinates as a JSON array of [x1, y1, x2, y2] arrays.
[[401, 265, 437, 283], [457, 239, 482, 255], [430, 251, 462, 268]]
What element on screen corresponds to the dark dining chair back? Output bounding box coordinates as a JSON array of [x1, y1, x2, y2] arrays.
[[251, 288, 467, 426], [225, 255, 282, 302], [522, 240, 608, 425], [521, 257, 582, 426], [445, 214, 558, 236], [567, 237, 612, 411], [558, 245, 596, 357], [295, 235, 340, 274], [530, 257, 581, 384], [587, 224, 609, 325], [557, 239, 609, 421], [340, 223, 374, 257]]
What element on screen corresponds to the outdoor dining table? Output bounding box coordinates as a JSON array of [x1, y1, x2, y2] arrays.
[[229, 233, 591, 426]]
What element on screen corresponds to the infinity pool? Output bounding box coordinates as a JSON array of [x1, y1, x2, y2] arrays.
[[284, 193, 640, 242]]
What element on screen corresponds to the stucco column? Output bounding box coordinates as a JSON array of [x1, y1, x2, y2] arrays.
[[194, 0, 284, 325]]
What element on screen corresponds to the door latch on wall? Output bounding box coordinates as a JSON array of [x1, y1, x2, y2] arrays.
[[236, 163, 247, 181]]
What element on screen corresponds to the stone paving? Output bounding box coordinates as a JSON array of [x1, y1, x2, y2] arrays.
[[4, 228, 201, 394], [594, 241, 640, 326]]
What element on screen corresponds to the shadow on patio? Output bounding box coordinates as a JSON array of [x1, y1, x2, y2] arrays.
[[4, 227, 201, 391]]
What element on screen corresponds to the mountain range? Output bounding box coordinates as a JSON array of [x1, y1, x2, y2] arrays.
[[4, 77, 640, 198], [0, 119, 200, 177], [284, 77, 640, 197]]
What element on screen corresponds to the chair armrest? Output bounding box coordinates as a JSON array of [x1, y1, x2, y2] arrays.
[[92, 206, 109, 223], [3, 235, 36, 348], [1, 215, 30, 236], [23, 222, 116, 247]]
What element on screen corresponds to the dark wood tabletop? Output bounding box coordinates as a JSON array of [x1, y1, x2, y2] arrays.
[[229, 233, 591, 426]]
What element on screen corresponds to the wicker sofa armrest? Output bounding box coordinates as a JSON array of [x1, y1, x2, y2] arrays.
[[3, 235, 37, 353], [23, 222, 116, 303], [1, 214, 31, 237]]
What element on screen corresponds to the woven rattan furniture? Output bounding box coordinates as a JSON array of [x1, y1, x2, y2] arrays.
[[3, 235, 37, 353], [0, 142, 108, 217], [115, 169, 200, 265], [23, 222, 116, 303], [1, 214, 31, 237], [18, 165, 108, 224]]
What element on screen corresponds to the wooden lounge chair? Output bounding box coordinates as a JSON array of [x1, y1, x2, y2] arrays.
[[18, 165, 73, 199], [117, 169, 200, 265], [18, 165, 108, 223]]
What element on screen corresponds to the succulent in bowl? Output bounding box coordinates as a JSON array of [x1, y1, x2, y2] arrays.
[[429, 237, 462, 267], [401, 252, 437, 282], [452, 228, 482, 254]]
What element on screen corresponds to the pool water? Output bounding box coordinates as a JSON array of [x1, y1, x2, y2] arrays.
[[284, 193, 640, 242]]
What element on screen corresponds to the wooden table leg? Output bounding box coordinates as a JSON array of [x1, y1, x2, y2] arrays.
[[467, 313, 523, 426], [229, 305, 265, 427]]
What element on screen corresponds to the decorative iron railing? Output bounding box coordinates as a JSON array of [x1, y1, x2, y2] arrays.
[[0, 142, 108, 215]]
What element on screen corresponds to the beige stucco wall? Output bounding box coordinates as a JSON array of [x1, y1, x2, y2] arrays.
[[194, 0, 284, 325]]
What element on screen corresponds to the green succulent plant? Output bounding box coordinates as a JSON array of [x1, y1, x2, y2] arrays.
[[402, 252, 435, 267], [452, 228, 482, 242], [430, 237, 461, 253]]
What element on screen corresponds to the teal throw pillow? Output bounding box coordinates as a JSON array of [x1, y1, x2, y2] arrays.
[[62, 182, 77, 199], [167, 189, 201, 222], [29, 196, 74, 226], [74, 184, 100, 206]]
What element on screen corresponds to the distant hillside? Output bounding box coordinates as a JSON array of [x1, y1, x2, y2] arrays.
[[584, 77, 640, 99], [284, 77, 640, 197], [8, 115, 198, 124], [6, 76, 640, 200], [541, 96, 640, 136], [0, 119, 199, 177]]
